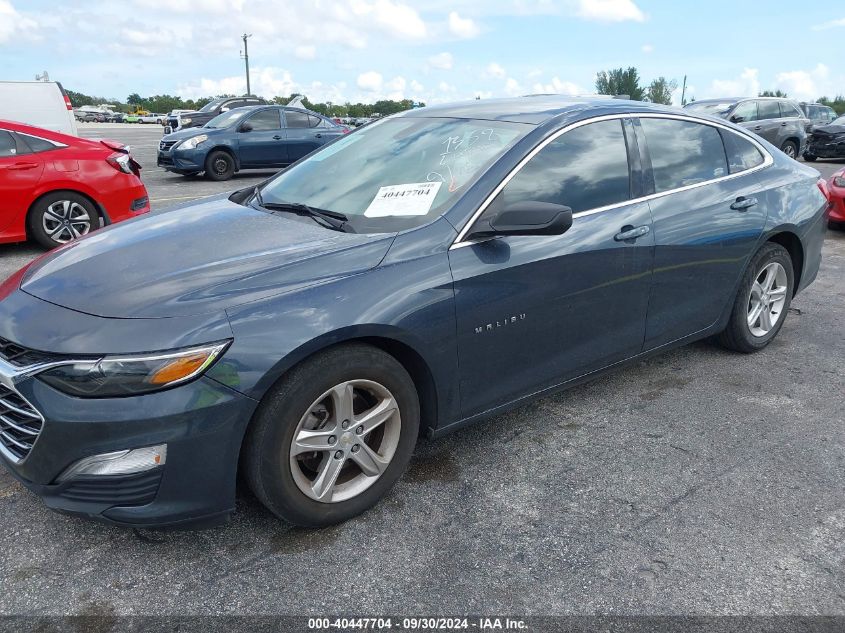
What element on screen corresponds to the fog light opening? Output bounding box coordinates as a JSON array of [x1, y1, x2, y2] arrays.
[[57, 444, 167, 482]]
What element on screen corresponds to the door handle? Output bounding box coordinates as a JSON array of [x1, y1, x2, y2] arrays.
[[753, 126, 763, 131], [730, 196, 758, 211], [3, 162, 39, 171], [272, 135, 282, 140], [780, 122, 788, 126], [614, 225, 650, 242], [315, 133, 323, 138]]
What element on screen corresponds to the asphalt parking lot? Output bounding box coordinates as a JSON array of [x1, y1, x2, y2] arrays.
[[0, 123, 843, 616]]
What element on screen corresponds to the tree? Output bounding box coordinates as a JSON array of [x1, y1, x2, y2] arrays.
[[759, 89, 788, 98], [595, 67, 645, 101], [645, 77, 677, 105]]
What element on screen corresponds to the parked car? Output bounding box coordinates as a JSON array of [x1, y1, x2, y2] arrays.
[[0, 81, 78, 136], [138, 113, 165, 125], [105, 111, 125, 123], [684, 97, 807, 158], [0, 120, 149, 249], [74, 110, 97, 123], [825, 167, 845, 229], [164, 97, 267, 133], [0, 97, 828, 529], [802, 114, 845, 162], [799, 102, 837, 132], [157, 105, 346, 180], [123, 114, 141, 123]]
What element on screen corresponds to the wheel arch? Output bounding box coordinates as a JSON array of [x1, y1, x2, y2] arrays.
[[766, 230, 804, 294], [205, 145, 240, 171]]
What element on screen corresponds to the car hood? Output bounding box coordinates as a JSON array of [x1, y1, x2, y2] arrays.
[[20, 197, 393, 319], [811, 125, 845, 136]]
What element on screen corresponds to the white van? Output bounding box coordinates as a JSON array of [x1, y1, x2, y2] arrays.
[[0, 81, 78, 136]]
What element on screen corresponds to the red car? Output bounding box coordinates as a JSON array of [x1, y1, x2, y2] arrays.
[[0, 120, 149, 249], [828, 167, 845, 229]]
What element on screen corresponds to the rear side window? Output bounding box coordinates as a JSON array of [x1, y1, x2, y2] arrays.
[[0, 131, 17, 157], [284, 111, 310, 128], [501, 119, 631, 213], [757, 101, 781, 120], [720, 130, 765, 174], [640, 118, 728, 192], [307, 115, 323, 128], [17, 134, 57, 153], [779, 102, 802, 118], [246, 109, 281, 130]]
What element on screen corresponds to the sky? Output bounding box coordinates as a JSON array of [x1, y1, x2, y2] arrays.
[[2, 0, 844, 106]]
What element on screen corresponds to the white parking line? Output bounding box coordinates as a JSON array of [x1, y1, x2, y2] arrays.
[[150, 195, 208, 203]]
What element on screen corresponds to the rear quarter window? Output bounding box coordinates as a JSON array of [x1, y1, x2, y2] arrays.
[[719, 129, 765, 174]]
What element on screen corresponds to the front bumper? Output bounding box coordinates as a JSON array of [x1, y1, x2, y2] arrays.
[[2, 374, 257, 528], [829, 189, 845, 222], [805, 138, 845, 159], [157, 148, 205, 174]]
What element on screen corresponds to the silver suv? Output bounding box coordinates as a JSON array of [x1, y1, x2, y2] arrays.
[[684, 97, 807, 158]]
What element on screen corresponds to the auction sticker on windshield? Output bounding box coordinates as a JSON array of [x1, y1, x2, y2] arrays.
[[364, 182, 442, 217]]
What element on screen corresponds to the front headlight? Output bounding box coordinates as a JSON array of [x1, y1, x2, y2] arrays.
[[834, 176, 845, 188], [38, 341, 230, 398], [181, 117, 192, 124], [178, 134, 207, 150]]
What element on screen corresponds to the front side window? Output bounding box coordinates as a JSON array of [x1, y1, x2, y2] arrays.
[[720, 129, 765, 174], [260, 117, 529, 233], [757, 101, 781, 120], [500, 119, 631, 213], [246, 109, 281, 131], [730, 100, 757, 123], [640, 118, 728, 192]]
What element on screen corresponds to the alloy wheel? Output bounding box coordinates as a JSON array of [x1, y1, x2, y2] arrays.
[[782, 144, 796, 158], [747, 261, 788, 337], [41, 200, 92, 244], [289, 379, 401, 503]]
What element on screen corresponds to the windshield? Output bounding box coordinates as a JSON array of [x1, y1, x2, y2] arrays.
[[199, 99, 225, 113], [832, 116, 845, 126], [204, 109, 250, 128], [259, 117, 530, 233], [684, 102, 734, 117]]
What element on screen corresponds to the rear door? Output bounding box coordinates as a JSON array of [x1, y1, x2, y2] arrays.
[[637, 116, 769, 349], [282, 111, 343, 161], [237, 108, 287, 167], [752, 100, 783, 146], [0, 130, 45, 233]]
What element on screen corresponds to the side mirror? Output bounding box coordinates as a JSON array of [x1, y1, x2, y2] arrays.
[[240, 123, 253, 133], [468, 202, 573, 239], [730, 115, 745, 123]]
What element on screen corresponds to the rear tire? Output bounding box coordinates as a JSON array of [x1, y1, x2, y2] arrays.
[[803, 153, 817, 162], [28, 191, 100, 250], [204, 150, 235, 181], [780, 140, 798, 159], [717, 243, 794, 353], [243, 343, 420, 527]]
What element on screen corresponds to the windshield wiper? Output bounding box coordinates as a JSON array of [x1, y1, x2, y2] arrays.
[[260, 201, 354, 233]]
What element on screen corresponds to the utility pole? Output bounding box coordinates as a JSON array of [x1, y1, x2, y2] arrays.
[[681, 75, 687, 106], [241, 34, 252, 96]]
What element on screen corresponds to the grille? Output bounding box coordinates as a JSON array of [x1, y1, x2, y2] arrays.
[[159, 140, 178, 152], [0, 336, 58, 367], [0, 384, 43, 461]]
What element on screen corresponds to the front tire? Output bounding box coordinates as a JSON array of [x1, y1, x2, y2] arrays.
[[204, 150, 235, 181], [243, 344, 420, 527], [780, 140, 798, 159], [28, 192, 100, 249], [718, 242, 794, 353]]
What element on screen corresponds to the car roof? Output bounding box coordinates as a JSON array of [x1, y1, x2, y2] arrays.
[[396, 95, 682, 124], [234, 104, 327, 117], [0, 119, 101, 147]]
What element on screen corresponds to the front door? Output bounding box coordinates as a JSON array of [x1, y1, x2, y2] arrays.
[[238, 108, 287, 167], [449, 118, 654, 418]]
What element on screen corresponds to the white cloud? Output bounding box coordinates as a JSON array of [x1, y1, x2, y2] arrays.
[[142, 0, 245, 12], [0, 0, 37, 43], [577, 0, 645, 22], [811, 17, 845, 30], [485, 62, 507, 79], [504, 77, 523, 96], [351, 0, 427, 39], [428, 52, 454, 70], [532, 76, 582, 95], [774, 63, 832, 101], [410, 79, 424, 93], [448, 11, 480, 38], [178, 66, 351, 104], [294, 45, 316, 60], [641, 43, 653, 53], [706, 68, 760, 99], [357, 70, 384, 92]]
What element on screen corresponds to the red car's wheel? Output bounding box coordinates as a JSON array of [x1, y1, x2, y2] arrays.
[[28, 191, 100, 249]]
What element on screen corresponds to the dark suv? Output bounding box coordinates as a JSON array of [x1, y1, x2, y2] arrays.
[[799, 102, 838, 132], [164, 96, 268, 133], [684, 97, 807, 158]]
